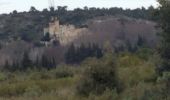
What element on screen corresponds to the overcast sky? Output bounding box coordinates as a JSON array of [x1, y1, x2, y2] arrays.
[[0, 0, 158, 14]]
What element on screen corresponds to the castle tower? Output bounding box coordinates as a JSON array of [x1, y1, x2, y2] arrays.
[[48, 17, 60, 37]]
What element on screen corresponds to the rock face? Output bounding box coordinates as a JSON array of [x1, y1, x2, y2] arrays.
[[44, 17, 86, 45]]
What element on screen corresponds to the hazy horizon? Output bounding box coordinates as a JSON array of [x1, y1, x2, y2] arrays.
[[0, 0, 158, 14]]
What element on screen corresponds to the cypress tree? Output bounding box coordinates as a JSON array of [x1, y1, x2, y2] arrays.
[[65, 43, 76, 64], [22, 51, 33, 70]]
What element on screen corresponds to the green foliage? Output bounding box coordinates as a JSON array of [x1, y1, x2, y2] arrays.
[[0, 73, 6, 81], [53, 67, 74, 79], [0, 6, 156, 43], [0, 51, 167, 99], [157, 72, 170, 97], [88, 89, 118, 100], [24, 85, 42, 97], [158, 72, 170, 83], [158, 0, 170, 73], [77, 54, 117, 96], [29, 71, 53, 80], [41, 55, 56, 69], [21, 51, 33, 70], [118, 53, 143, 67], [117, 53, 157, 88], [137, 35, 146, 47], [0, 76, 76, 97], [136, 48, 154, 60], [65, 43, 103, 64]]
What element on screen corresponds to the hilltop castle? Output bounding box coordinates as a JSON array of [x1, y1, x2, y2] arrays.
[[44, 17, 85, 45]]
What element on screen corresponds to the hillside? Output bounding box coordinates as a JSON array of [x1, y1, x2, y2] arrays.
[[75, 16, 158, 48], [0, 6, 156, 42], [0, 7, 159, 67]]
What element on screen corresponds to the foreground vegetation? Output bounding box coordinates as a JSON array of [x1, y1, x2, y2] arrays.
[[0, 49, 169, 100]]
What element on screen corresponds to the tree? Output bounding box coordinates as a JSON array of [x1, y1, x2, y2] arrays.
[[12, 10, 18, 15], [77, 54, 117, 96], [65, 43, 76, 64], [158, 0, 170, 73], [137, 35, 145, 47], [41, 54, 55, 69], [11, 60, 20, 72], [29, 6, 37, 13], [3, 60, 10, 71], [65, 43, 103, 64], [41, 54, 49, 69], [22, 51, 33, 70]]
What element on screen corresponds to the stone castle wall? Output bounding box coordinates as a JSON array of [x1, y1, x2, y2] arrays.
[[44, 17, 85, 45], [59, 25, 84, 45]]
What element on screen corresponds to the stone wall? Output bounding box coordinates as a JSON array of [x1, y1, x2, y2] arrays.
[[44, 17, 86, 45]]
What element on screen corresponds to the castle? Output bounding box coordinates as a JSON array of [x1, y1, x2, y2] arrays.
[[44, 17, 85, 45]]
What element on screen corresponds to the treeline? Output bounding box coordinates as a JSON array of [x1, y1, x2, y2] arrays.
[[32, 6, 158, 27], [3, 43, 103, 71], [4, 52, 57, 71], [11, 5, 157, 27], [65, 43, 103, 64]]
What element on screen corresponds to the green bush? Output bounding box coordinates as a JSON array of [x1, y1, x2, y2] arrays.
[[77, 54, 118, 96], [29, 71, 53, 80], [0, 82, 30, 97], [117, 53, 157, 88], [136, 48, 153, 60], [24, 85, 42, 97], [88, 89, 118, 100], [51, 67, 74, 79], [157, 72, 170, 98], [0, 73, 6, 81]]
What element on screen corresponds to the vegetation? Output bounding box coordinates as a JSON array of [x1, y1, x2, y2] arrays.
[[0, 6, 157, 42], [0, 0, 170, 100], [65, 43, 103, 64], [158, 0, 170, 73], [0, 49, 169, 100], [77, 54, 117, 96]]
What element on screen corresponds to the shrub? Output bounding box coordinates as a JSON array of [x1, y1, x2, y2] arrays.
[[0, 73, 6, 81], [88, 89, 118, 100], [157, 72, 170, 98], [0, 82, 30, 97], [136, 48, 153, 60], [53, 67, 74, 79], [77, 54, 118, 96], [29, 71, 53, 80], [117, 53, 157, 88], [24, 85, 42, 97]]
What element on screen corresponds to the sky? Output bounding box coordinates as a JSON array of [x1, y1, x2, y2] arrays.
[[0, 0, 158, 14]]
